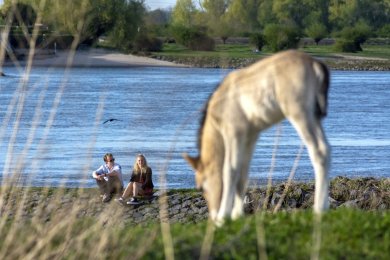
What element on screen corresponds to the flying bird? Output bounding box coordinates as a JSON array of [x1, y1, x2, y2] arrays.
[[103, 118, 122, 124]]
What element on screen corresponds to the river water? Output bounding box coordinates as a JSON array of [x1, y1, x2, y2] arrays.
[[0, 67, 389, 188]]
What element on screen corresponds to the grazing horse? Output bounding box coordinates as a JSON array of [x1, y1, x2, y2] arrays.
[[184, 50, 330, 225]]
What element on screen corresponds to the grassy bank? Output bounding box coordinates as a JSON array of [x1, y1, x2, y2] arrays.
[[151, 43, 390, 70], [1, 177, 389, 259], [1, 209, 389, 259], [155, 43, 390, 59]]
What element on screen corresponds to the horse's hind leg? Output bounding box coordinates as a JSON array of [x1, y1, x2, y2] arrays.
[[289, 116, 331, 213]]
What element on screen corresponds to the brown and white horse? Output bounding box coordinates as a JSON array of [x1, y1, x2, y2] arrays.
[[184, 50, 331, 225]]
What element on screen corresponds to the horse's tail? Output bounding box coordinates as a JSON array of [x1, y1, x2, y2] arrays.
[[313, 60, 330, 118]]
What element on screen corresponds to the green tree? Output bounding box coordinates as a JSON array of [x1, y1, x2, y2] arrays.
[[1, 1, 38, 28], [1, 1, 44, 49], [377, 24, 390, 38], [87, 0, 126, 41], [334, 20, 371, 52], [2, 0, 146, 48], [217, 17, 234, 44], [249, 32, 265, 50], [305, 23, 328, 44], [226, 0, 261, 33], [107, 0, 145, 50], [170, 25, 215, 51], [301, 0, 330, 33], [12, 2, 37, 28], [316, 0, 331, 30], [171, 0, 198, 27], [257, 0, 277, 27], [354, 0, 389, 33], [272, 0, 314, 28], [202, 0, 231, 42], [202, 0, 227, 17], [37, 0, 92, 36], [329, 0, 362, 30], [263, 23, 300, 52], [145, 9, 172, 37]]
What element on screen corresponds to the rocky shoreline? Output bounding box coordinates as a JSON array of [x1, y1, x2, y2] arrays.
[[151, 55, 390, 71], [1, 177, 388, 225], [2, 48, 388, 72]]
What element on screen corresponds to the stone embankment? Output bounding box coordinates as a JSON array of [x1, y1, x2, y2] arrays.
[[1, 177, 388, 225], [152, 55, 390, 71]]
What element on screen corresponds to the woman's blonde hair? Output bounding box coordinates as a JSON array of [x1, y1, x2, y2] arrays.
[[132, 154, 148, 173]]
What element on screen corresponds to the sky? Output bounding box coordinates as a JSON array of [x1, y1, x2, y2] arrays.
[[145, 0, 176, 10], [0, 1, 177, 10]]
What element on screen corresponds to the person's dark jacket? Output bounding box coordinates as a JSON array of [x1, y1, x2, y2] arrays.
[[129, 167, 154, 191]]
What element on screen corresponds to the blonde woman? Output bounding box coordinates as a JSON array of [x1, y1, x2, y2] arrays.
[[116, 154, 154, 204]]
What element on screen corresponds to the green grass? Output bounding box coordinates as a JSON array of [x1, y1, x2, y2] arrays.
[[301, 44, 390, 59], [157, 43, 268, 58], [156, 43, 390, 60], [165, 209, 390, 259], [2, 209, 389, 259]]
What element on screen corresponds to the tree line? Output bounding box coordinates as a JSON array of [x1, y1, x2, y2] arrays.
[[1, 0, 389, 53]]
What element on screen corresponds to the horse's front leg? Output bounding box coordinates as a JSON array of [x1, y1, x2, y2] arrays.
[[215, 132, 242, 224], [217, 130, 257, 223], [231, 132, 259, 220]]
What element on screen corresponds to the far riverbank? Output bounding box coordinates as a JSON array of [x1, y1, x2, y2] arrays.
[[151, 54, 390, 71], [2, 47, 389, 71]]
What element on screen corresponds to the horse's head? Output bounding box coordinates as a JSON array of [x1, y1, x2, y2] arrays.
[[183, 153, 223, 221]]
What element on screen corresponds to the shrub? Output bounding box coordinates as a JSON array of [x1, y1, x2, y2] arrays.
[[187, 33, 215, 51], [377, 24, 390, 38], [305, 23, 328, 45], [335, 21, 371, 52], [333, 39, 360, 52], [170, 25, 215, 51], [263, 24, 300, 52], [249, 33, 265, 51], [133, 34, 163, 52], [170, 25, 192, 46]]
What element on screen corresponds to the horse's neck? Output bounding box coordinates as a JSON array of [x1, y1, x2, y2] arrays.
[[201, 120, 224, 169]]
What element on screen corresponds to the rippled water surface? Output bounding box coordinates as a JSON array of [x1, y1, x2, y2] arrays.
[[0, 67, 389, 188]]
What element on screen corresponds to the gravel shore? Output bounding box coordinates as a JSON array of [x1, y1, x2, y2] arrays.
[[152, 55, 390, 71], [2, 48, 388, 70]]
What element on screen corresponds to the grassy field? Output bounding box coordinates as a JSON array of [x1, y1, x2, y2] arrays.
[[155, 43, 390, 60], [1, 208, 389, 259], [302, 44, 390, 59]]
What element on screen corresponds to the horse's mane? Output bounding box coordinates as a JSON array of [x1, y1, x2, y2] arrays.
[[197, 84, 219, 151], [314, 60, 330, 118]]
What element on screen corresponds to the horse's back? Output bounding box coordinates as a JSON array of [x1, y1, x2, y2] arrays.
[[210, 50, 329, 129]]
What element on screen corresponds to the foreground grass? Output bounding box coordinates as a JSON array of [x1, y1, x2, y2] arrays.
[[1, 208, 388, 259]]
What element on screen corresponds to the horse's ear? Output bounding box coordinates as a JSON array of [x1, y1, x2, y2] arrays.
[[183, 153, 200, 170]]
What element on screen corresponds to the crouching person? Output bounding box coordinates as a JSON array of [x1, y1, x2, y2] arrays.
[[92, 153, 123, 202], [116, 154, 154, 205]]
